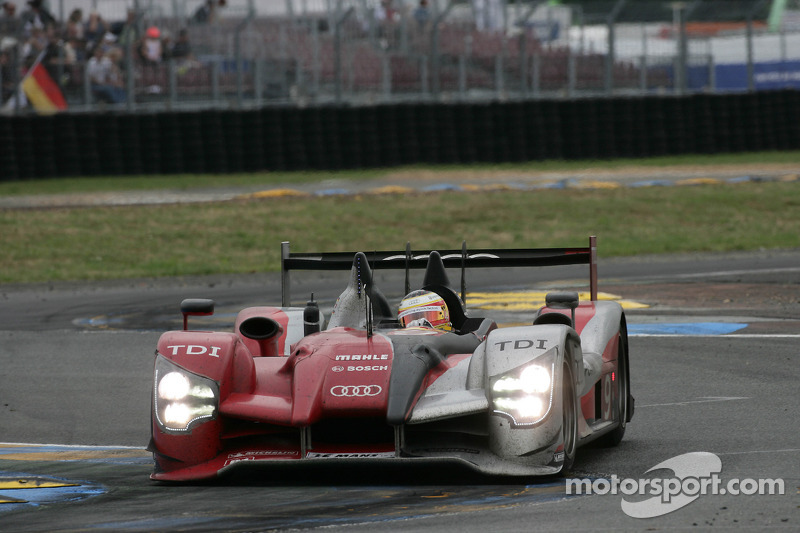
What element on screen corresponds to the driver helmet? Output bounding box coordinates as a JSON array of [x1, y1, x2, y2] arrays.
[[398, 290, 451, 330]]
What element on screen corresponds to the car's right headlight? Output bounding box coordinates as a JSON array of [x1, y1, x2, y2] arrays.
[[490, 352, 555, 427], [153, 355, 218, 433]]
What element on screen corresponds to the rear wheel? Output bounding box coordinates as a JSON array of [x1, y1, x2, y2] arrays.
[[597, 324, 630, 447], [561, 362, 578, 473]]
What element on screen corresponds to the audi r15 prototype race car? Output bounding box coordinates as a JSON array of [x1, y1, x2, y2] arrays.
[[150, 238, 634, 481]]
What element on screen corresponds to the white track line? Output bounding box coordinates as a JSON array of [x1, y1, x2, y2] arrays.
[[716, 448, 800, 456], [631, 334, 800, 338], [0, 442, 145, 449], [638, 397, 750, 408], [671, 267, 800, 279]]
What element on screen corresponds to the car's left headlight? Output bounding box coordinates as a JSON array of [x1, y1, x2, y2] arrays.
[[153, 355, 218, 433], [490, 353, 555, 427]]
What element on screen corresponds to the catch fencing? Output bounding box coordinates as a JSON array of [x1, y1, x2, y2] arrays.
[[2, 0, 800, 111]]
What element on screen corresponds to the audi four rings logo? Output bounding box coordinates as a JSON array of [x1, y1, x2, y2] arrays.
[[330, 385, 383, 397]]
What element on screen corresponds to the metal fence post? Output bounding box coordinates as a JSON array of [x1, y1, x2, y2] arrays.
[[495, 53, 504, 98], [520, 33, 529, 97], [707, 54, 715, 90], [347, 48, 355, 95], [604, 0, 626, 94], [168, 59, 177, 108], [458, 55, 466, 97], [431, 0, 455, 96], [382, 53, 391, 99], [514, 1, 543, 98], [125, 37, 135, 111], [334, 6, 355, 104], [212, 58, 220, 102], [567, 50, 575, 97], [285, 0, 295, 25], [673, 1, 688, 95], [83, 64, 92, 105], [255, 59, 263, 105], [295, 56, 305, 99], [312, 19, 320, 97], [234, 15, 253, 108], [639, 21, 647, 91], [420, 55, 429, 96], [747, 0, 771, 92], [639, 55, 647, 91]]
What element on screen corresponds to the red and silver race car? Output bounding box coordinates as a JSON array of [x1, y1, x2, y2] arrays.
[[149, 238, 633, 481]]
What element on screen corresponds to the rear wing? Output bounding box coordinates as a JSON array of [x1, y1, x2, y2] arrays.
[[280, 236, 598, 307]]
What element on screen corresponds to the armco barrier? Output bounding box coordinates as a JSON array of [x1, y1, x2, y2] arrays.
[[2, 91, 800, 181]]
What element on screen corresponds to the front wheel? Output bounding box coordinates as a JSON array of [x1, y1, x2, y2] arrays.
[[560, 362, 578, 473], [597, 324, 630, 447]]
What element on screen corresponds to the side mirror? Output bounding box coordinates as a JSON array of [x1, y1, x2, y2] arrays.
[[181, 298, 215, 330], [545, 291, 579, 328]]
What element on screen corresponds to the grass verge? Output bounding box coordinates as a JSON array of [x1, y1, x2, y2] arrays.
[[1, 180, 798, 284]]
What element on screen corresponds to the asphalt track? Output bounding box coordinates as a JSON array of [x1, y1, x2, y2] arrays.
[[1, 251, 799, 531]]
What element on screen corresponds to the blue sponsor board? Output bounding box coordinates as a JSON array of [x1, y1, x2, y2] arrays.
[[687, 60, 800, 91]]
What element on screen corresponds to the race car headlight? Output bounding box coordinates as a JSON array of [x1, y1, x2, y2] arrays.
[[490, 354, 555, 427], [492, 364, 551, 394], [154, 356, 218, 432]]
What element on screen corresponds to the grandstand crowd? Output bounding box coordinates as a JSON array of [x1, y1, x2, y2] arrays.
[[0, 0, 525, 110], [0, 0, 686, 110], [0, 0, 224, 109]]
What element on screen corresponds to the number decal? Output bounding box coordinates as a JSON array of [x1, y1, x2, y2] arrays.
[[602, 374, 612, 420]]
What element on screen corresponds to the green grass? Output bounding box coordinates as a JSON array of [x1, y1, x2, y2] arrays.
[[1, 179, 798, 284], [2, 150, 799, 196]]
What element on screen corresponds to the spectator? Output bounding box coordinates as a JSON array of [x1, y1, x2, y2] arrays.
[[20, 0, 55, 35], [168, 27, 199, 76], [1, 2, 20, 36], [138, 25, 162, 64], [99, 31, 118, 53], [86, 44, 125, 103], [413, 0, 430, 30], [106, 47, 124, 89], [410, 0, 430, 52], [65, 8, 83, 40], [83, 10, 108, 50], [159, 28, 172, 61], [374, 0, 400, 49], [114, 9, 139, 53], [41, 23, 67, 83], [63, 8, 85, 60], [170, 28, 193, 61], [20, 22, 46, 62], [191, 0, 225, 25], [1, 0, 15, 19], [1, 45, 16, 103], [62, 34, 82, 63], [374, 0, 398, 25]]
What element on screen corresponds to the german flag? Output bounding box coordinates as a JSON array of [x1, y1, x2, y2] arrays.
[[22, 61, 67, 113]]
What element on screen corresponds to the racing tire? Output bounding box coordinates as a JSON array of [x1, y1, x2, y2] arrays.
[[596, 324, 630, 447], [560, 362, 578, 474]]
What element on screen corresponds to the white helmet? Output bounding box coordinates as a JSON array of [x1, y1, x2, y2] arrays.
[[398, 290, 451, 330]]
